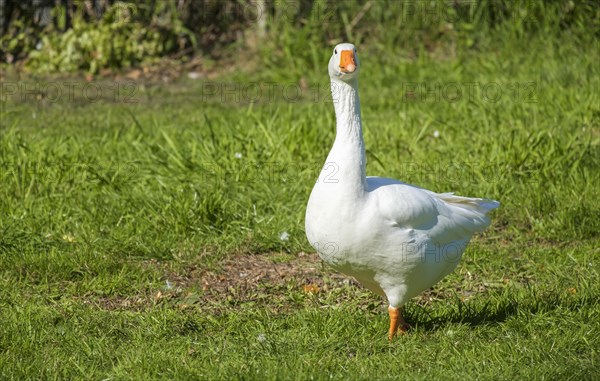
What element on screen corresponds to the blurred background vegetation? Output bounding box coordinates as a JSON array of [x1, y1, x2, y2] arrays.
[[1, 0, 598, 76]]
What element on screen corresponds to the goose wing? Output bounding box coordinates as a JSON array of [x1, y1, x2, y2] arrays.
[[366, 176, 499, 245]]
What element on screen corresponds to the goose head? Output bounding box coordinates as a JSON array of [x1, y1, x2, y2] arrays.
[[328, 43, 360, 82]]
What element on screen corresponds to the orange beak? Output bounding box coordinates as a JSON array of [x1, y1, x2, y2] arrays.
[[339, 50, 356, 73]]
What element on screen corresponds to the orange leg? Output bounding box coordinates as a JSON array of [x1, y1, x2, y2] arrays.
[[388, 305, 410, 340]]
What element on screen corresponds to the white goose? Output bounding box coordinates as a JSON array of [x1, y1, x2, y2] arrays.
[[305, 43, 500, 340]]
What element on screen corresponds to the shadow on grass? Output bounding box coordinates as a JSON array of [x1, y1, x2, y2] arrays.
[[408, 289, 596, 332]]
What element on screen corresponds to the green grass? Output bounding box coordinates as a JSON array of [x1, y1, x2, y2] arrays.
[[1, 26, 599, 381]]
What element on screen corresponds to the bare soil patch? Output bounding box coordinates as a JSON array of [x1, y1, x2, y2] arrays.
[[81, 252, 497, 313], [194, 252, 350, 293]]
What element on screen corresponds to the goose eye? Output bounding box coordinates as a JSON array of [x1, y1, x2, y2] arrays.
[[354, 48, 357, 53], [334, 49, 338, 55]]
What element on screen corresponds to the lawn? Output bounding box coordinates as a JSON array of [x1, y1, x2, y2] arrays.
[[1, 19, 599, 381]]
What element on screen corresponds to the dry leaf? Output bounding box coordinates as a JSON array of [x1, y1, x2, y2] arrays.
[[126, 69, 142, 80], [303, 284, 320, 294]]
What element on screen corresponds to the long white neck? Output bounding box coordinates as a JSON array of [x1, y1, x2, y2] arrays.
[[323, 77, 367, 194]]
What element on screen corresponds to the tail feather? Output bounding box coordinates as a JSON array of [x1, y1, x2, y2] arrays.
[[436, 192, 500, 215], [428, 192, 500, 237]]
